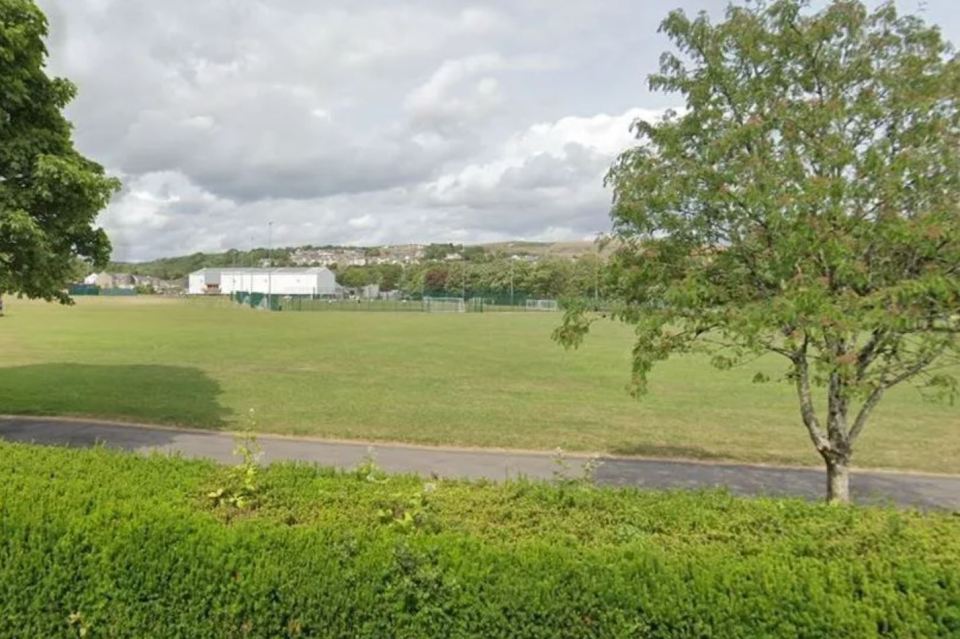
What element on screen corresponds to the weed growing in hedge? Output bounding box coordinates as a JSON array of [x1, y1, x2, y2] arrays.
[[67, 611, 89, 637], [552, 447, 604, 487], [378, 482, 439, 533], [354, 446, 388, 483], [207, 429, 262, 512]]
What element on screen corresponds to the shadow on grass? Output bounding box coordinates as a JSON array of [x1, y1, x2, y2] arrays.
[[0, 363, 230, 429]]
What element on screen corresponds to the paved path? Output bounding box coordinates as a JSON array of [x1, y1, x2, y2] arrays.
[[1, 416, 958, 509]]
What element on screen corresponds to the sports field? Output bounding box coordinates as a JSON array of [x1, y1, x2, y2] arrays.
[[0, 296, 956, 473]]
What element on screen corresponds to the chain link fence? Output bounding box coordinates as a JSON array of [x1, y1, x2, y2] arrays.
[[228, 292, 563, 313]]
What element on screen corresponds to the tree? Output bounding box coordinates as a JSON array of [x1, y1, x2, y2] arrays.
[[336, 266, 376, 289], [556, 0, 959, 503], [423, 265, 450, 294], [378, 263, 403, 291], [0, 0, 119, 303], [461, 245, 487, 261], [424, 243, 460, 260]]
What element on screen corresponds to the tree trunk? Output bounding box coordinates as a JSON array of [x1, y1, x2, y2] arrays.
[[825, 457, 850, 504]]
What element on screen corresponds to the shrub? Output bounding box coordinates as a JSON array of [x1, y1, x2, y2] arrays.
[[0, 442, 957, 637]]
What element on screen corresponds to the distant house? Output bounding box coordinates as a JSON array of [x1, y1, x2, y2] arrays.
[[111, 273, 136, 289], [85, 272, 135, 289], [188, 267, 337, 296]]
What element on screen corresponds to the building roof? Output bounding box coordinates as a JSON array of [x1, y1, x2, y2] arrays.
[[191, 267, 332, 276]]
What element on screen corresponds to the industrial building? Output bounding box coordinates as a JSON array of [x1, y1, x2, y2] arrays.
[[188, 267, 337, 296]]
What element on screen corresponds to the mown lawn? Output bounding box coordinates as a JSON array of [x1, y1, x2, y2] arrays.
[[0, 296, 956, 472]]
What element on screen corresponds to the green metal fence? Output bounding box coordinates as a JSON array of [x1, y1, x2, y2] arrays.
[[68, 285, 138, 297], [228, 291, 563, 313], [282, 297, 426, 312], [68, 284, 101, 296], [231, 292, 279, 310]]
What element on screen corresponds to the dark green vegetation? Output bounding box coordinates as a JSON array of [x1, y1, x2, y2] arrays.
[[1, 441, 958, 637], [398, 253, 606, 301], [107, 247, 298, 280], [332, 254, 607, 301], [2, 297, 957, 473], [108, 241, 608, 282], [111, 246, 610, 300], [562, 0, 960, 501], [0, 0, 118, 302]]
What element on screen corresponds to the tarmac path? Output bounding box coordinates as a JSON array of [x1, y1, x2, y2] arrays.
[[2, 416, 957, 509]]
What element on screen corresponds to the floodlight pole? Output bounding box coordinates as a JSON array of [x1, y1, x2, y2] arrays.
[[267, 221, 273, 309], [509, 259, 514, 306], [595, 254, 599, 302]]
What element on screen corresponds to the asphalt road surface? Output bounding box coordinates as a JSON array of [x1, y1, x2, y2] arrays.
[[1, 416, 957, 509]]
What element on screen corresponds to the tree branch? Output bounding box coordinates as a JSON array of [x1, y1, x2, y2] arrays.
[[856, 329, 886, 381], [881, 351, 942, 390], [792, 336, 832, 454], [848, 386, 883, 444]]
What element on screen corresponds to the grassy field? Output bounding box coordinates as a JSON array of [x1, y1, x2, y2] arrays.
[[0, 296, 956, 472]]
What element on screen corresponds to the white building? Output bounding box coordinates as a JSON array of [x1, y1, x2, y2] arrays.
[[188, 267, 337, 296], [84, 272, 135, 289]]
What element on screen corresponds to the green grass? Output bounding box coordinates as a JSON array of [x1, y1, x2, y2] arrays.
[[1, 441, 958, 637], [0, 296, 957, 472]]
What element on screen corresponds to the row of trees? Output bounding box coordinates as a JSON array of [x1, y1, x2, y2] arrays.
[[334, 255, 606, 300], [110, 243, 541, 282], [106, 248, 298, 280]]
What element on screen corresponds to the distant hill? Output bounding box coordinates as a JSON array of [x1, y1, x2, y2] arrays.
[[109, 240, 615, 280], [479, 240, 617, 258], [107, 248, 292, 281]]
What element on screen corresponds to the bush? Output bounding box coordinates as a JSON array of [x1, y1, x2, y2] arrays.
[[0, 442, 957, 637]]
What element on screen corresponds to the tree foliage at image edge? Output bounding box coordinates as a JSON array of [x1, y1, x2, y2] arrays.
[[557, 0, 960, 490], [0, 0, 118, 302]]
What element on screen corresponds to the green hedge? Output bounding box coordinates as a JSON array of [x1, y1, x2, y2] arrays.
[[0, 442, 957, 637]]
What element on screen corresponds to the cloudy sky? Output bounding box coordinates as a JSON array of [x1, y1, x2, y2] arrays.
[[38, 0, 958, 260]]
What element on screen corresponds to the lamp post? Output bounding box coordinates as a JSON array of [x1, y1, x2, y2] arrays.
[[267, 221, 273, 309], [595, 254, 600, 302], [248, 235, 254, 297]]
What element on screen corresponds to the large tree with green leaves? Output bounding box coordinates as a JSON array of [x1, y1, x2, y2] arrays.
[[0, 0, 118, 303], [557, 0, 959, 502]]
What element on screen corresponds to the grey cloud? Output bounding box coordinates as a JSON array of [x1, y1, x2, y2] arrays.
[[38, 0, 956, 260], [499, 144, 608, 190], [37, 0, 691, 259]]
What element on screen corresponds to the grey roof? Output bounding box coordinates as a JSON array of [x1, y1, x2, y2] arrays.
[[190, 267, 332, 276]]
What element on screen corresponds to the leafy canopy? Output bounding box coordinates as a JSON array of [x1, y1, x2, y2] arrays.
[[558, 0, 959, 460], [0, 0, 118, 302]]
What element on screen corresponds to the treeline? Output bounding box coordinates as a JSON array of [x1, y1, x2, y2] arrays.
[[107, 248, 298, 280], [109, 244, 486, 281], [109, 245, 608, 300], [337, 255, 606, 300], [108, 244, 474, 281]]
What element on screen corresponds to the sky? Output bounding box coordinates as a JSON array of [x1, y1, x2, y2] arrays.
[[38, 0, 960, 261]]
